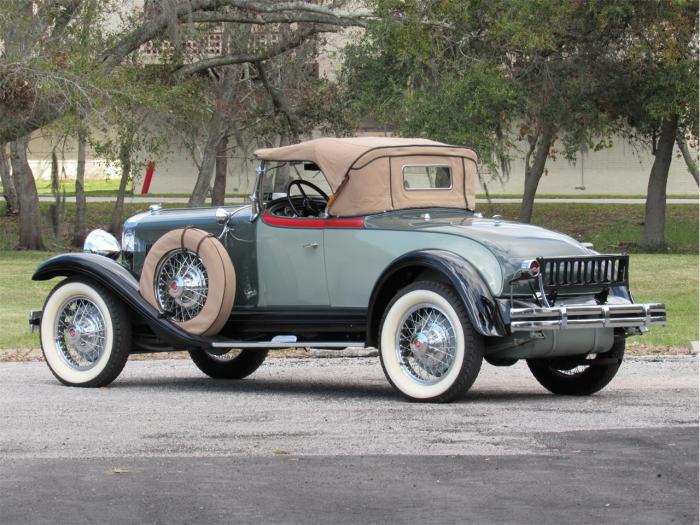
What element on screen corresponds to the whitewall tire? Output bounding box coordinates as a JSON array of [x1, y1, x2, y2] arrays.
[[40, 279, 131, 387], [379, 281, 483, 402]]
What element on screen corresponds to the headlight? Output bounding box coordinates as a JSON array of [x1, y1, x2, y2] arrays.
[[84, 229, 121, 259], [122, 230, 135, 253]]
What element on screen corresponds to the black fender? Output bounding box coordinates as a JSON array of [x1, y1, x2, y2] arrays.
[[32, 253, 211, 350], [366, 249, 507, 346]]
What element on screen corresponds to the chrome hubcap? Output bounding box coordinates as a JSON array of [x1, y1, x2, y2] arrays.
[[55, 297, 106, 370], [155, 250, 209, 321], [396, 303, 458, 385]]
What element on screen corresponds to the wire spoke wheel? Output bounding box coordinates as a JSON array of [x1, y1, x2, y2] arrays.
[[41, 280, 130, 388], [549, 354, 598, 377], [54, 296, 107, 371], [395, 303, 458, 385], [155, 250, 209, 322], [379, 281, 483, 403], [527, 339, 626, 396], [205, 349, 243, 362]]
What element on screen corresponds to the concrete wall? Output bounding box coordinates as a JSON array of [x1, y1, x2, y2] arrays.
[[22, 129, 698, 197], [484, 136, 697, 196]]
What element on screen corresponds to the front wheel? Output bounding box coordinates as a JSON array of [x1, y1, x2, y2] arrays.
[[188, 349, 269, 379], [379, 281, 483, 403], [526, 338, 625, 396], [40, 279, 131, 387]]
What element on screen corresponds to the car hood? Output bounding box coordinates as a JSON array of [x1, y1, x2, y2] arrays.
[[364, 209, 593, 278], [124, 205, 249, 233]]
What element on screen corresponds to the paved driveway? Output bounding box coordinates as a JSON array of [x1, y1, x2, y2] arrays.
[[0, 356, 697, 524]]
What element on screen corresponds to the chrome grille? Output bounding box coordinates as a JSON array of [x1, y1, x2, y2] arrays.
[[538, 255, 629, 290]]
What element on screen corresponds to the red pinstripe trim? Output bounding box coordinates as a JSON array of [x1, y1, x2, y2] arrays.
[[262, 211, 364, 229]]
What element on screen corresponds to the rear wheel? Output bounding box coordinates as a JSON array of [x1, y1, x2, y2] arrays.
[[526, 338, 625, 395], [379, 281, 483, 403], [188, 349, 268, 379], [40, 279, 131, 387]]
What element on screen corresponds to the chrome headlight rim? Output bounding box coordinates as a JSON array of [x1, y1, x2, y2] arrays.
[[83, 229, 121, 259]]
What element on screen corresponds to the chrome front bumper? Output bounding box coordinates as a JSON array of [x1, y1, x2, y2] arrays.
[[509, 303, 666, 332]]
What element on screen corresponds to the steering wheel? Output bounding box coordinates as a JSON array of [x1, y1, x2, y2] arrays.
[[286, 179, 329, 217]]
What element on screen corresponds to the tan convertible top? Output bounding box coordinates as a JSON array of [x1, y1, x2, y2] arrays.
[[254, 137, 479, 217]]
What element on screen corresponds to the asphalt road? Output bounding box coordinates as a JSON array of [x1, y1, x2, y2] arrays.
[[0, 356, 697, 524]]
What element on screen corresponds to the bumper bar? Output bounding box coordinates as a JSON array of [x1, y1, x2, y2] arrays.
[[510, 303, 666, 332]]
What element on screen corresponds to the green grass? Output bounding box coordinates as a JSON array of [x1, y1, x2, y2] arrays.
[[1, 179, 251, 198], [0, 252, 696, 350], [1, 202, 697, 253], [626, 254, 699, 347], [33, 178, 129, 196], [0, 251, 57, 350], [485, 203, 698, 254], [0, 202, 185, 251]]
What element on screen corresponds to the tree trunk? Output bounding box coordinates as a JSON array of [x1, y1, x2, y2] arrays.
[[676, 131, 699, 186], [48, 149, 63, 236], [73, 129, 87, 247], [9, 135, 44, 250], [110, 140, 131, 234], [189, 68, 236, 207], [519, 126, 554, 223], [211, 134, 228, 206], [0, 144, 19, 214], [642, 116, 678, 249]]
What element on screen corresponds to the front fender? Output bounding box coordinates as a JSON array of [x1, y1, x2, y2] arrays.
[[32, 253, 211, 350], [367, 249, 508, 345]]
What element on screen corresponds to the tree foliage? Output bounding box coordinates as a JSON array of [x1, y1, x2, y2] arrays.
[[338, 0, 698, 228]]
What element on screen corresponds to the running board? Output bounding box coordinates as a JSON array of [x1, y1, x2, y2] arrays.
[[211, 335, 366, 350]]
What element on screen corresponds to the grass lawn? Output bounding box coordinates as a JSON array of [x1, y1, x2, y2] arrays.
[[0, 251, 696, 351], [0, 201, 697, 254], [486, 203, 698, 254], [627, 254, 699, 348], [32, 178, 128, 196]]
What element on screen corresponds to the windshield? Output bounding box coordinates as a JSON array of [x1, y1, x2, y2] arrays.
[[261, 161, 332, 207]]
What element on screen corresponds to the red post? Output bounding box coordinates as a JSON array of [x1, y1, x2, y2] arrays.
[[141, 161, 155, 194]]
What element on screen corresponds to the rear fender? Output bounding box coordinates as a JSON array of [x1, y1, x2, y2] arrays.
[[32, 253, 211, 350], [367, 249, 507, 346]]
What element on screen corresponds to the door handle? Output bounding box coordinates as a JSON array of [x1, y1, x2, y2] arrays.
[[302, 242, 319, 249]]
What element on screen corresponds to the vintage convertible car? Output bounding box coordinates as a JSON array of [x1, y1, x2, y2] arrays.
[[30, 137, 666, 402]]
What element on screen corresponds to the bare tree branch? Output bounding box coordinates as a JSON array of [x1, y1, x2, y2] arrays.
[[176, 26, 333, 76], [102, 1, 369, 69], [676, 131, 699, 185], [188, 10, 366, 27], [254, 60, 300, 137]]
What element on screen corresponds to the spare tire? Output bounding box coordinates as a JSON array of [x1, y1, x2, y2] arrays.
[[139, 228, 235, 336]]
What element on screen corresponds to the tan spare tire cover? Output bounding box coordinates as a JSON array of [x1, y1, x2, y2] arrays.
[[139, 228, 235, 336]]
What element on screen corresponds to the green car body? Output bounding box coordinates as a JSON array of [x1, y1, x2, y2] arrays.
[[30, 137, 666, 400], [115, 201, 661, 360]]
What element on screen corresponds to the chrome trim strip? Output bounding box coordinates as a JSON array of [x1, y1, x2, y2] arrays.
[[510, 303, 666, 332], [211, 341, 366, 349]]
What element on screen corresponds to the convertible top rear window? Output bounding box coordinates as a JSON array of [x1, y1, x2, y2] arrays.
[[402, 165, 452, 190]]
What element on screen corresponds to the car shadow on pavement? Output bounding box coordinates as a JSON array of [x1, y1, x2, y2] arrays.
[[102, 375, 556, 403]]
